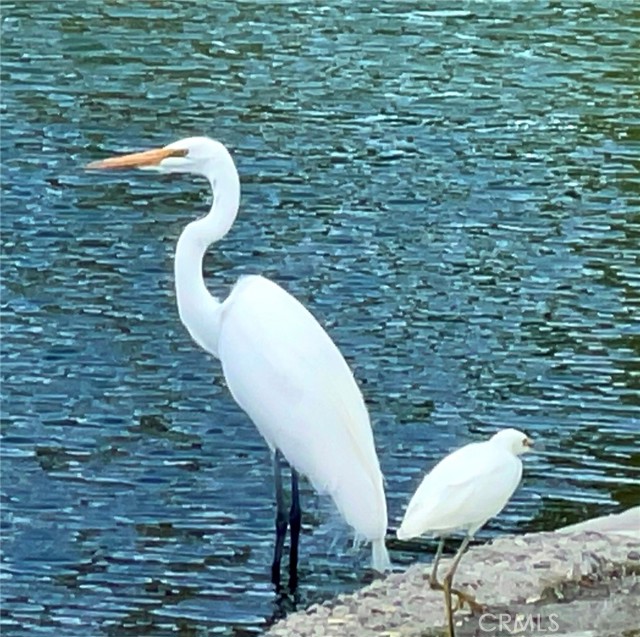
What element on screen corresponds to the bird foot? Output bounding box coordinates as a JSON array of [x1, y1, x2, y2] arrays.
[[451, 589, 484, 615], [429, 578, 484, 615]]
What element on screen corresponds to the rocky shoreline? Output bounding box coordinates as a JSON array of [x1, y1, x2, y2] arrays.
[[267, 507, 640, 636]]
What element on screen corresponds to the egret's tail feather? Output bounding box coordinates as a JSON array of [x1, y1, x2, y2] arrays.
[[371, 538, 391, 573]]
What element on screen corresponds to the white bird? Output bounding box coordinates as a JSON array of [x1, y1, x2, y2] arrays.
[[86, 136, 390, 590], [397, 428, 533, 636]]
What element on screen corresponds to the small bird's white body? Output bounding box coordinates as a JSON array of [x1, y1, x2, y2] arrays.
[[219, 274, 388, 546], [397, 428, 531, 637], [397, 429, 528, 540]]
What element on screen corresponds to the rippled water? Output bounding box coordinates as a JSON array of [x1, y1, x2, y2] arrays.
[[2, 1, 639, 635]]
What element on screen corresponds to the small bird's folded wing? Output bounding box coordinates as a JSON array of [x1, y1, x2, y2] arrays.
[[397, 441, 522, 539]]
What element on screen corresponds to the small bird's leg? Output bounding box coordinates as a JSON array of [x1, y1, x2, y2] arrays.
[[442, 533, 485, 634], [288, 468, 301, 592], [445, 535, 484, 613], [429, 537, 445, 587], [442, 536, 470, 637], [428, 536, 481, 611], [431, 583, 483, 615], [443, 574, 456, 637], [271, 451, 288, 591]]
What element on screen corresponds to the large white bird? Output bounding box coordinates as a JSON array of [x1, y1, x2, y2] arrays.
[[397, 428, 533, 636], [87, 136, 390, 590]]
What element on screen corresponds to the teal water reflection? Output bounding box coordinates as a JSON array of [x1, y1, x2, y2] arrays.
[[2, 2, 638, 635]]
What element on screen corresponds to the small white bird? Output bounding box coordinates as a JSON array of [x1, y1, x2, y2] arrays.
[[397, 428, 533, 636]]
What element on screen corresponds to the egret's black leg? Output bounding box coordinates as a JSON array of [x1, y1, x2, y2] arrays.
[[271, 451, 288, 591], [288, 468, 301, 591]]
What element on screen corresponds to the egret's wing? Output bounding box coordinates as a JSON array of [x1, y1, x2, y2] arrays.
[[216, 275, 387, 542], [398, 442, 522, 538]]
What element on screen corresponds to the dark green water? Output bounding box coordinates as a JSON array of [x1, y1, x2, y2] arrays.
[[2, 1, 638, 635]]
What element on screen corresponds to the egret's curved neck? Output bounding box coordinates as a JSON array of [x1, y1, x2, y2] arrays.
[[174, 156, 240, 357]]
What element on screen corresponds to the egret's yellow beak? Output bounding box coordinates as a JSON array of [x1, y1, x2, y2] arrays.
[[524, 437, 534, 448], [86, 146, 188, 170]]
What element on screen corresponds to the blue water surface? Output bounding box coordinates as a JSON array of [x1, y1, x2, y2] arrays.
[[2, 2, 639, 635]]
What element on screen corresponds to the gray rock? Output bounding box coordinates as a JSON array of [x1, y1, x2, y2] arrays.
[[266, 508, 640, 636]]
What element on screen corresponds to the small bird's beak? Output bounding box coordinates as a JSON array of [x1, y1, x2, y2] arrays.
[[85, 146, 187, 170], [525, 437, 534, 448]]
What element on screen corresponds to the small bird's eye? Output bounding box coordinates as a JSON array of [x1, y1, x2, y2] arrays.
[[522, 438, 529, 447]]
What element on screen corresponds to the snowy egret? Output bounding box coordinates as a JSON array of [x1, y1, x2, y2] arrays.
[[397, 428, 533, 636], [86, 137, 390, 590]]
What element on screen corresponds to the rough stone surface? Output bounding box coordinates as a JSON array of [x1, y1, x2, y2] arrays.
[[266, 508, 640, 636]]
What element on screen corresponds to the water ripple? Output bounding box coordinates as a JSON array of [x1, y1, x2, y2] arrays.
[[2, 1, 639, 635]]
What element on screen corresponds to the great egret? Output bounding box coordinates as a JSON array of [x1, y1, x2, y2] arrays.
[[397, 428, 533, 637], [86, 136, 390, 590]]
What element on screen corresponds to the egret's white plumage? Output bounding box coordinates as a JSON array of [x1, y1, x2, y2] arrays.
[[87, 136, 390, 575], [220, 276, 387, 543], [398, 428, 532, 541]]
